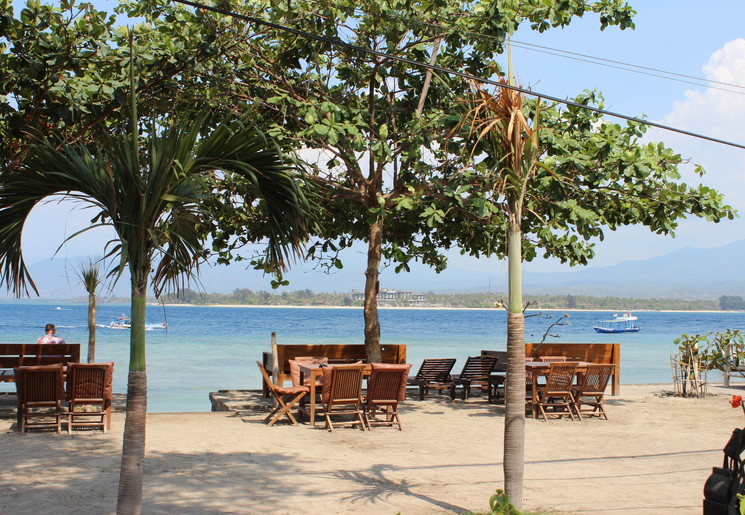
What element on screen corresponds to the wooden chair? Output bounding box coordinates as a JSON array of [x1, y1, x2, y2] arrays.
[[256, 361, 307, 426], [571, 364, 614, 420], [363, 363, 412, 430], [66, 362, 114, 433], [450, 355, 498, 400], [407, 358, 456, 400], [536, 362, 578, 421], [14, 364, 66, 434], [320, 364, 366, 432]]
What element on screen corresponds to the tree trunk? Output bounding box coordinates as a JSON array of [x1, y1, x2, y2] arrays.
[[117, 287, 148, 515], [87, 291, 97, 363], [503, 220, 525, 509], [363, 220, 383, 362]]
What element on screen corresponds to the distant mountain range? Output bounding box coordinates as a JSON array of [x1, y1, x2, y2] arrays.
[[520, 239, 745, 299], [4, 239, 744, 300]]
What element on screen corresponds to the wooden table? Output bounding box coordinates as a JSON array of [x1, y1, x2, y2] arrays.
[[298, 363, 371, 426], [525, 361, 593, 419]]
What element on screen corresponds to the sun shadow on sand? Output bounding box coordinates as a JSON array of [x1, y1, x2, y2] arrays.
[[326, 464, 470, 513]]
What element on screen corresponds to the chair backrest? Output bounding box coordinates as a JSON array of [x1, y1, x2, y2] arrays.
[[66, 362, 114, 407], [321, 364, 364, 405], [14, 364, 65, 404], [257, 361, 279, 392], [539, 356, 567, 363], [490, 351, 508, 372], [576, 364, 613, 395], [366, 363, 412, 404], [414, 358, 456, 382], [544, 362, 578, 392], [458, 356, 498, 381]]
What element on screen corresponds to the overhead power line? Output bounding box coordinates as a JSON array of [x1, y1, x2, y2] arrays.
[[507, 38, 745, 94], [171, 0, 745, 151]]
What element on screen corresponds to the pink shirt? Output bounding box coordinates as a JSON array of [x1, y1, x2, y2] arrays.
[[37, 334, 65, 344]]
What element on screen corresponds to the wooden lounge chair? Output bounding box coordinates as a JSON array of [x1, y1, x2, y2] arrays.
[[407, 358, 456, 400], [66, 362, 114, 433], [256, 361, 307, 426], [486, 351, 507, 402], [363, 363, 412, 430], [14, 364, 66, 434], [571, 364, 614, 420], [536, 362, 578, 421], [320, 363, 366, 432], [450, 355, 498, 400]]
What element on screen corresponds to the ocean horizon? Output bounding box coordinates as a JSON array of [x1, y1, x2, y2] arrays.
[[1, 302, 743, 412]]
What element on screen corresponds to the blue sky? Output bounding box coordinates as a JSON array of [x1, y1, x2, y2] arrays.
[[13, 0, 745, 294]]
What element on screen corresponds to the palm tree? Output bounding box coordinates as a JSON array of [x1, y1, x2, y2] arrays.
[[457, 79, 543, 509], [72, 257, 104, 363], [0, 111, 310, 513]]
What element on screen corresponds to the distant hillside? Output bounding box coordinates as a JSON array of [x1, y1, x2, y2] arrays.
[[4, 239, 744, 300], [521, 239, 745, 299]]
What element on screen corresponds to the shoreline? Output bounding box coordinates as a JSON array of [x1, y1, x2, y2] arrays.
[[157, 303, 740, 314]]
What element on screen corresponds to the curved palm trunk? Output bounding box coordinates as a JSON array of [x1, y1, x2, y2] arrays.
[[503, 219, 525, 509], [87, 291, 97, 363], [117, 284, 148, 515], [363, 221, 383, 362]]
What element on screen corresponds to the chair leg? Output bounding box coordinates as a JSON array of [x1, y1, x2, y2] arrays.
[[265, 392, 305, 426]]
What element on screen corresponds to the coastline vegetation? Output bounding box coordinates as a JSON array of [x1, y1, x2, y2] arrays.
[[131, 288, 734, 311]]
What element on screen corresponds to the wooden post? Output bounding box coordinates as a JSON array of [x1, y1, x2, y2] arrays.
[[270, 332, 280, 407]]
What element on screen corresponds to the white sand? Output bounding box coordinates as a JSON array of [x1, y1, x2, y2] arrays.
[[2, 383, 744, 514]]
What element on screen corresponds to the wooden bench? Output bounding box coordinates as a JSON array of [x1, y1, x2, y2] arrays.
[[0, 344, 81, 383], [483, 342, 621, 395], [262, 344, 406, 396]]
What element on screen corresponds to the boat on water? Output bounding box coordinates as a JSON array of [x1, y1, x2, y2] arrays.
[[107, 314, 131, 330], [104, 315, 167, 331], [593, 312, 640, 333]]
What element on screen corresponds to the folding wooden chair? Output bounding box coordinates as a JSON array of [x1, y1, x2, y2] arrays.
[[256, 361, 307, 426], [407, 358, 456, 400], [572, 364, 614, 420], [66, 362, 114, 433], [320, 364, 366, 432], [536, 362, 578, 421], [14, 364, 66, 434], [363, 363, 412, 430]]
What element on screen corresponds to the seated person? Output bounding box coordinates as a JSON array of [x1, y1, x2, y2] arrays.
[[37, 323, 65, 344]]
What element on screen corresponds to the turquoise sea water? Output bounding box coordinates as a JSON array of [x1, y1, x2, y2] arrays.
[[1, 303, 744, 412]]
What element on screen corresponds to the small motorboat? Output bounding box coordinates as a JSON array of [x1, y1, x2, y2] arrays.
[[107, 314, 131, 330], [593, 312, 640, 333]]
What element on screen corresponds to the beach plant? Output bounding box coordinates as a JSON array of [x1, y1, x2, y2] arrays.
[[0, 35, 310, 515], [489, 489, 522, 514], [672, 330, 745, 397]]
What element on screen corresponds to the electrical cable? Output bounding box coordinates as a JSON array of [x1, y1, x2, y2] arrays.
[[170, 0, 745, 150]]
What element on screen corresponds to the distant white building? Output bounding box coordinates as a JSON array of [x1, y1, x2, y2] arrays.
[[350, 288, 426, 304]]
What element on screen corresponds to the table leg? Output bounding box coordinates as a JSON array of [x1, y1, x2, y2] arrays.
[[309, 379, 316, 426]]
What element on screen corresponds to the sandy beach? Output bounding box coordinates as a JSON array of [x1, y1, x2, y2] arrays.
[[1, 383, 744, 514]]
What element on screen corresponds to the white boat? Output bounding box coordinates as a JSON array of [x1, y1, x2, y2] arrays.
[[593, 312, 640, 333], [107, 314, 131, 330]]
